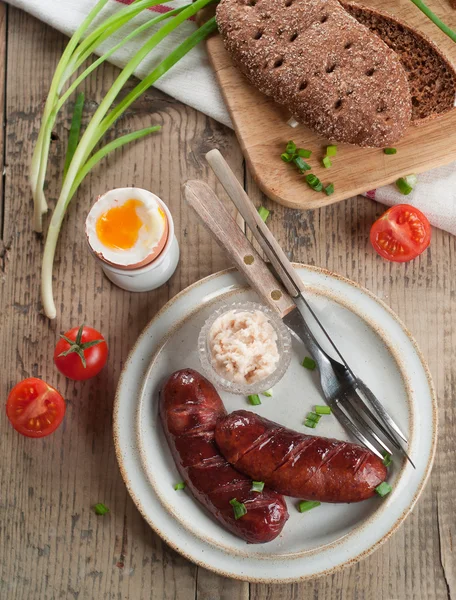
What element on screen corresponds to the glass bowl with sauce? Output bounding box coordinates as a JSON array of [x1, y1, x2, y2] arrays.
[[198, 301, 292, 395]]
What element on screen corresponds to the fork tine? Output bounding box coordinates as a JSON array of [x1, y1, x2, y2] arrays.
[[342, 392, 394, 456], [329, 400, 384, 460]]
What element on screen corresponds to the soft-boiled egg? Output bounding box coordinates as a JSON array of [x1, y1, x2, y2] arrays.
[[85, 188, 169, 270]]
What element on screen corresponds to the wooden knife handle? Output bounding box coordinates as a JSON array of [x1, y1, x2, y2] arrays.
[[183, 180, 295, 318]]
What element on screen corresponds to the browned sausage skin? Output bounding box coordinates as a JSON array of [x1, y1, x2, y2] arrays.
[[215, 410, 388, 503], [160, 370, 289, 543]]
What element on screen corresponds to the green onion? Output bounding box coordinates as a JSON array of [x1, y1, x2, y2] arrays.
[[305, 174, 323, 192], [304, 419, 317, 428], [298, 500, 321, 513], [383, 148, 397, 155], [382, 453, 392, 467], [230, 498, 247, 519], [39, 7, 217, 319], [93, 503, 109, 516], [174, 481, 186, 490], [297, 148, 312, 158], [30, 0, 173, 232], [251, 481, 265, 493], [396, 174, 417, 195], [322, 156, 332, 169], [262, 389, 273, 397], [293, 156, 311, 172], [375, 482, 392, 497], [409, 0, 456, 43], [302, 356, 316, 370], [258, 206, 270, 222], [326, 145, 337, 157], [324, 183, 335, 196], [286, 140, 297, 155], [281, 152, 294, 162], [63, 93, 85, 181], [315, 405, 331, 415], [248, 394, 261, 406], [306, 412, 321, 423], [69, 127, 161, 196]]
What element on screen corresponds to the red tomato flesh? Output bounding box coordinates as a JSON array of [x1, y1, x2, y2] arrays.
[[54, 325, 108, 381], [6, 377, 65, 438], [370, 204, 431, 262]]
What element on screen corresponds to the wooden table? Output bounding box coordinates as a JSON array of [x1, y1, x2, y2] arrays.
[[0, 5, 455, 599]]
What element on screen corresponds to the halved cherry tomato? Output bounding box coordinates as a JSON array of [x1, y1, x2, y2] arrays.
[[370, 204, 431, 263], [6, 377, 65, 438], [54, 325, 108, 381]]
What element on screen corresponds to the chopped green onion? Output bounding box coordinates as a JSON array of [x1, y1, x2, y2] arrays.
[[302, 356, 316, 370], [248, 394, 261, 406], [396, 174, 417, 195], [297, 148, 312, 158], [306, 411, 321, 423], [326, 145, 337, 157], [174, 481, 186, 490], [322, 156, 332, 169], [304, 419, 317, 429], [258, 206, 270, 222], [93, 503, 109, 516], [324, 183, 335, 196], [315, 405, 331, 415], [286, 140, 297, 155], [251, 481, 265, 493], [383, 147, 397, 155], [229, 498, 247, 519], [63, 93, 85, 181], [262, 389, 273, 397], [293, 156, 311, 172], [305, 173, 323, 192], [375, 482, 392, 497], [382, 453, 392, 467], [281, 152, 294, 162], [298, 500, 321, 513]]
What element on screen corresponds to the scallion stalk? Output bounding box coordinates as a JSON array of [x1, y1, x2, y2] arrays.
[[63, 93, 85, 181], [40, 10, 217, 319], [409, 0, 456, 43]]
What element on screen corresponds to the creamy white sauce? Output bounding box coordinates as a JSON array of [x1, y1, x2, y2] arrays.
[[208, 310, 280, 384]]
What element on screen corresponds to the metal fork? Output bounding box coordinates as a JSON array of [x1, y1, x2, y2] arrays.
[[205, 149, 414, 467]]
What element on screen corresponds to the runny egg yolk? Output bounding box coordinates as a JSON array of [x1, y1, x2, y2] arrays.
[[96, 199, 145, 250]]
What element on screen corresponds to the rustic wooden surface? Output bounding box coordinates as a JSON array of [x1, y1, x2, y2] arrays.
[[0, 5, 455, 599], [206, 0, 456, 209]]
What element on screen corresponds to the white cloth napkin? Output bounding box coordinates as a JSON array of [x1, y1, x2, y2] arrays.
[[7, 0, 456, 234]]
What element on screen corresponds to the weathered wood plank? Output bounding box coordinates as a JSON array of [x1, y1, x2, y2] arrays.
[[0, 6, 243, 599]]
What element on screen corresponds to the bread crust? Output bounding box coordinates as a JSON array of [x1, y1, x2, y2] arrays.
[[341, 0, 456, 125], [216, 0, 412, 147]]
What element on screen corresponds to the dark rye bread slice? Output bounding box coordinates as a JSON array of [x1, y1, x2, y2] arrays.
[[341, 0, 456, 124], [216, 0, 412, 147]]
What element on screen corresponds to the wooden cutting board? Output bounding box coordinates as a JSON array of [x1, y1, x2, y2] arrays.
[[206, 0, 456, 209]]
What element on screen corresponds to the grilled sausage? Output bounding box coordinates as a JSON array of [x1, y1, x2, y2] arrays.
[[215, 410, 388, 503], [160, 370, 289, 543]]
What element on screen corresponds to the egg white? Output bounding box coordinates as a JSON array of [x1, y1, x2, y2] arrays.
[[85, 187, 167, 268]]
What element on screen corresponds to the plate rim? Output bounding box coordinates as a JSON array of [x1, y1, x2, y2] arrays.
[[113, 264, 437, 582]]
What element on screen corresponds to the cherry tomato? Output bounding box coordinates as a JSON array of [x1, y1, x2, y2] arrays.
[[370, 204, 431, 263], [6, 377, 66, 438], [54, 325, 108, 381]]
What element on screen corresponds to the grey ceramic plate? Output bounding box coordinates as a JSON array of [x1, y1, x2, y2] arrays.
[[113, 265, 436, 582]]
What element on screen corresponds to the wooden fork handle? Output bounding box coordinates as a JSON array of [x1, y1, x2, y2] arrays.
[[183, 180, 295, 318]]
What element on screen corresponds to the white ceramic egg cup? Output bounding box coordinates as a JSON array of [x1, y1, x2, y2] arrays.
[[92, 193, 179, 293]]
